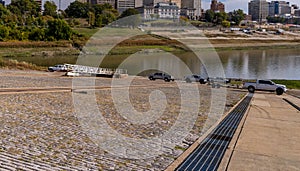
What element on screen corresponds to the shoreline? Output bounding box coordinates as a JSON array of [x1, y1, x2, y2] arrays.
[[0, 37, 299, 49]]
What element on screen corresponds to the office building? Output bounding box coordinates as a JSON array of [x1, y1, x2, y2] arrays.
[[77, 0, 87, 3], [170, 0, 181, 8], [181, 0, 201, 19], [210, 0, 224, 13], [117, 0, 135, 13], [87, 0, 116, 8], [248, 0, 269, 22], [269, 1, 291, 16], [143, 0, 168, 7], [295, 9, 300, 16], [135, 0, 143, 8], [291, 4, 299, 15]]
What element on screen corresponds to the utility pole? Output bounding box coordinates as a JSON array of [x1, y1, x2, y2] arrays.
[[58, 0, 61, 11]]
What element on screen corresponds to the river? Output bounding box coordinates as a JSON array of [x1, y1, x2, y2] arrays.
[[6, 48, 300, 80]]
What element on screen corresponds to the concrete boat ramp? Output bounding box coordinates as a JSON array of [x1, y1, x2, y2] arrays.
[[169, 92, 300, 171]]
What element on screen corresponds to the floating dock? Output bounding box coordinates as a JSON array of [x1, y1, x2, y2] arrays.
[[64, 64, 128, 78]]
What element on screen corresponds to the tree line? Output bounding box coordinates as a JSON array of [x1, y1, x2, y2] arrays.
[[0, 0, 140, 41], [204, 9, 245, 27]]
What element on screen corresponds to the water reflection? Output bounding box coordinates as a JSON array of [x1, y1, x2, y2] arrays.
[[219, 49, 300, 80]]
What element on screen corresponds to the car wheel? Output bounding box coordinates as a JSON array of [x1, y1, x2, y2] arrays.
[[248, 86, 255, 93], [276, 88, 284, 95], [149, 77, 154, 80], [48, 69, 54, 72], [164, 78, 170, 82], [199, 79, 205, 84]]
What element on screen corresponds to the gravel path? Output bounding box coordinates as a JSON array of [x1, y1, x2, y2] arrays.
[[0, 70, 246, 170]]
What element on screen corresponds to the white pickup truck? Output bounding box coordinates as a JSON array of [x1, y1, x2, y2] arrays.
[[243, 80, 287, 95]]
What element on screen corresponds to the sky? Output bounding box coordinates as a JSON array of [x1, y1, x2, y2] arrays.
[[3, 0, 300, 13], [3, 0, 75, 10]]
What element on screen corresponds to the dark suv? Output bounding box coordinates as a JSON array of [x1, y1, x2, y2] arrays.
[[148, 72, 175, 82]]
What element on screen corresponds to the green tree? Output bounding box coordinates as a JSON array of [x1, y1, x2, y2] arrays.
[[118, 8, 140, 28], [221, 20, 230, 27], [119, 8, 139, 18], [28, 27, 45, 40], [205, 10, 215, 23], [95, 14, 103, 27], [267, 16, 286, 24], [88, 11, 95, 27], [9, 27, 28, 40], [7, 0, 40, 17], [101, 10, 117, 25], [46, 19, 72, 40], [65, 1, 89, 18], [0, 4, 9, 19], [0, 25, 10, 41], [229, 9, 245, 25], [43, 1, 57, 17], [215, 12, 228, 24]]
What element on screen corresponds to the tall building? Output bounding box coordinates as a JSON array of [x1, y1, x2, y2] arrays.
[[269, 1, 291, 16], [210, 0, 224, 12], [291, 4, 299, 15], [171, 0, 181, 8], [181, 0, 201, 19], [117, 0, 135, 13], [295, 9, 300, 16], [248, 0, 269, 22], [77, 0, 87, 3], [135, 0, 143, 8], [89, 0, 116, 8], [143, 0, 168, 7]]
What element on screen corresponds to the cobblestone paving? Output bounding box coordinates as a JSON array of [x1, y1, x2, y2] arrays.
[[0, 71, 246, 170]]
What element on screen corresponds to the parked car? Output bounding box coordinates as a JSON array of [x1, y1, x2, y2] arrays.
[[242, 80, 287, 95], [48, 64, 68, 72], [148, 72, 175, 82], [184, 75, 206, 84], [207, 77, 231, 88]]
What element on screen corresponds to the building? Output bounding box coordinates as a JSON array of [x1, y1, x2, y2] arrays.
[[210, 0, 224, 12], [171, 0, 181, 8], [181, 0, 201, 20], [0, 0, 5, 6], [77, 0, 87, 3], [117, 0, 135, 13], [88, 0, 116, 8], [295, 9, 300, 16], [154, 2, 180, 19], [248, 0, 269, 22], [135, 0, 143, 8], [269, 1, 291, 16], [143, 0, 168, 7], [139, 2, 180, 20], [291, 4, 299, 15]]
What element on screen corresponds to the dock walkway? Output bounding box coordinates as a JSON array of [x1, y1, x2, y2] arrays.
[[219, 92, 300, 170], [169, 92, 300, 171]]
